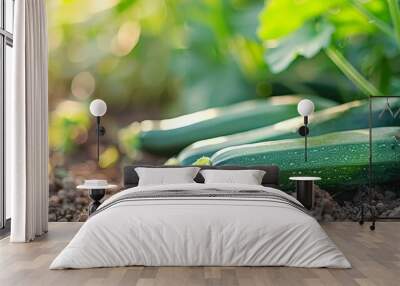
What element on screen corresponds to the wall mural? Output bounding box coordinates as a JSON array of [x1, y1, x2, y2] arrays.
[[47, 0, 400, 222]]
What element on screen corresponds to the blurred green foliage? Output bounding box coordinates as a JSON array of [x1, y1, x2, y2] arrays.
[[258, 0, 400, 98], [48, 0, 272, 161], [47, 0, 400, 167], [48, 0, 270, 117], [49, 100, 90, 153]]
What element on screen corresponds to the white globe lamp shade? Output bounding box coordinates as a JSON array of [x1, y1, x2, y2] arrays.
[[90, 99, 107, 117], [297, 99, 315, 116]]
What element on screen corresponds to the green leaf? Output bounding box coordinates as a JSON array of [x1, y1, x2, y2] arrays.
[[325, 46, 383, 97], [265, 21, 334, 73], [258, 0, 342, 40], [350, 0, 393, 37], [258, 0, 386, 41]]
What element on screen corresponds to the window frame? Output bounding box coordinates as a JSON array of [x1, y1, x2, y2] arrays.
[[0, 0, 14, 231]]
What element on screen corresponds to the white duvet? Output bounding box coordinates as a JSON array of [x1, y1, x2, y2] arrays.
[[50, 183, 351, 269]]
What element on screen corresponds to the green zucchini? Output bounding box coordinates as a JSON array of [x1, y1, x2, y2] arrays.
[[135, 95, 336, 156], [211, 127, 400, 191], [178, 99, 400, 165]]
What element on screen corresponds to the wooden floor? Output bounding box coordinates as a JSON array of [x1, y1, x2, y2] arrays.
[[0, 222, 399, 286]]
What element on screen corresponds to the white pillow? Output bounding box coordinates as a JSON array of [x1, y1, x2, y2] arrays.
[[200, 169, 266, 185], [135, 167, 200, 186]]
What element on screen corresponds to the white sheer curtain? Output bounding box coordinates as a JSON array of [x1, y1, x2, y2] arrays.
[[7, 0, 49, 242]]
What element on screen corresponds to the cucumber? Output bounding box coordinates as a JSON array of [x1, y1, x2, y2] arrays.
[[178, 99, 400, 165], [211, 127, 400, 191], [135, 95, 336, 156]]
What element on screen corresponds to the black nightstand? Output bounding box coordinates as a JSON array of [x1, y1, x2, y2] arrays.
[[289, 176, 321, 210]]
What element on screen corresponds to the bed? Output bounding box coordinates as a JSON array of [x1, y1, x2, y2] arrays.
[[50, 165, 350, 269]]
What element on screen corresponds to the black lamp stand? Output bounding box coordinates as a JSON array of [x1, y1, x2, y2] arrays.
[[96, 116, 106, 163], [298, 116, 310, 162]]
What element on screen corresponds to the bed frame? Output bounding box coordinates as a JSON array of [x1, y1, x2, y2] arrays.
[[123, 165, 280, 189]]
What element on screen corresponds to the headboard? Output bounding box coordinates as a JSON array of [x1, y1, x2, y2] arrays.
[[123, 165, 280, 189]]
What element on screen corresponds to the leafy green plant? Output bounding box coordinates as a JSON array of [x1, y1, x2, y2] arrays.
[[258, 0, 400, 97], [264, 20, 334, 74], [48, 0, 274, 162]]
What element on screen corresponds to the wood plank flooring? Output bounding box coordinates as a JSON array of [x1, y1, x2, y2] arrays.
[[0, 222, 399, 286]]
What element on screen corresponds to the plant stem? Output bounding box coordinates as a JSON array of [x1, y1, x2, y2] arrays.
[[387, 0, 400, 49], [352, 0, 393, 38], [325, 46, 382, 97]]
